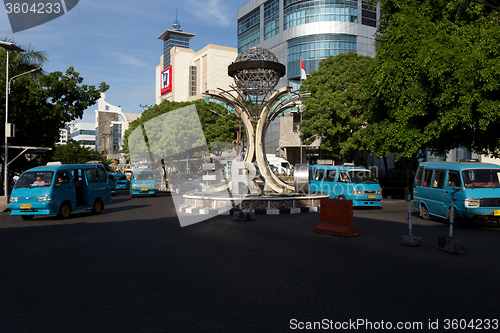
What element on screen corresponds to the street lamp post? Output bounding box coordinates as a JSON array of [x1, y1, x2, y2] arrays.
[[1, 41, 42, 196]]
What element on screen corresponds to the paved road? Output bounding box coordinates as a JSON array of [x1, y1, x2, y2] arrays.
[[1, 192, 499, 332]]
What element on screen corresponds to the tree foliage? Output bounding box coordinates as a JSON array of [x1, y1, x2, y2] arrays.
[[1, 40, 108, 188], [364, 0, 500, 162], [51, 139, 111, 168], [123, 99, 239, 161], [300, 52, 374, 161]]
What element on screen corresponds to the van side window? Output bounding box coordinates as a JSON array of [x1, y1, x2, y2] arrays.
[[432, 170, 445, 189], [55, 171, 70, 185], [338, 171, 350, 182], [97, 166, 107, 182], [85, 168, 98, 182], [415, 166, 424, 186], [447, 171, 461, 187], [315, 169, 325, 181], [325, 170, 336, 182], [423, 169, 433, 187]]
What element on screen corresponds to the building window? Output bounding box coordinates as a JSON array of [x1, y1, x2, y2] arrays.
[[283, 0, 358, 30], [238, 8, 260, 53], [189, 65, 197, 97], [163, 34, 190, 69], [287, 34, 357, 78], [264, 0, 280, 40], [361, 0, 377, 27], [292, 113, 301, 133], [111, 123, 122, 153], [71, 129, 96, 138]]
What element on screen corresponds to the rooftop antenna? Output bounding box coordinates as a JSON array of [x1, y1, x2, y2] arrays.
[[173, 9, 181, 30]]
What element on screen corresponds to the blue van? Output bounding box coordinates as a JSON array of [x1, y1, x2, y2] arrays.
[[108, 173, 117, 195], [130, 169, 156, 197], [413, 160, 500, 224], [113, 173, 129, 190], [309, 164, 382, 207], [9, 163, 112, 219]]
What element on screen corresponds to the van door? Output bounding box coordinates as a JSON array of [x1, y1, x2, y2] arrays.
[[73, 169, 88, 208], [429, 169, 446, 217], [52, 170, 77, 211], [309, 168, 324, 193], [444, 170, 462, 218], [323, 169, 337, 198]]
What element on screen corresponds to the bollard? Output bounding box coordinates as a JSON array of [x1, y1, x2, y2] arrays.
[[314, 198, 359, 236], [438, 196, 465, 254], [401, 192, 421, 246]]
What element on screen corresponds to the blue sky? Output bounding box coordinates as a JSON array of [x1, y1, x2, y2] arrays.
[[1, 0, 243, 122]]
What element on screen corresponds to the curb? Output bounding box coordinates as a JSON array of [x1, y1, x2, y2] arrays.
[[178, 206, 319, 215]]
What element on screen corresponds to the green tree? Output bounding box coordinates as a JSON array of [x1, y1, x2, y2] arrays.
[[1, 41, 109, 189], [123, 99, 239, 161], [364, 0, 500, 163], [300, 52, 374, 162], [51, 139, 111, 169]]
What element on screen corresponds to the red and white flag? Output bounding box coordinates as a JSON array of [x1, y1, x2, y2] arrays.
[[300, 57, 307, 81]]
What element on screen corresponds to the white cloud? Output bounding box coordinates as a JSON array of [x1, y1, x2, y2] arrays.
[[184, 0, 235, 27], [107, 52, 148, 67]]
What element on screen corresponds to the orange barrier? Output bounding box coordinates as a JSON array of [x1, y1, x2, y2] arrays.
[[315, 198, 359, 236]]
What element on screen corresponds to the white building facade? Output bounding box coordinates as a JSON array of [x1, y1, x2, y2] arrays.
[[69, 122, 97, 149], [156, 27, 237, 104], [95, 93, 140, 159]]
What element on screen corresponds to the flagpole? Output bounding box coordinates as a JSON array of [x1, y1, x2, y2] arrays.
[[299, 57, 305, 164]]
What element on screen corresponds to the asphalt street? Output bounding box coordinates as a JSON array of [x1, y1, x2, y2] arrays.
[[1, 192, 499, 332]]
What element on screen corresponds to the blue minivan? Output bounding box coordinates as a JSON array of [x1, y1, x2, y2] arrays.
[[113, 173, 129, 190], [130, 169, 156, 197], [413, 160, 500, 224], [9, 162, 112, 219], [309, 164, 382, 207]]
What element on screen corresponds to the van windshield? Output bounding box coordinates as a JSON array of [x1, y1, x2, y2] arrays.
[[349, 170, 378, 184], [115, 175, 128, 181], [15, 171, 54, 188], [134, 172, 154, 181], [462, 169, 500, 188]]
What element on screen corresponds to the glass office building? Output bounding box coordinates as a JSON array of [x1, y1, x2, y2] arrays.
[[237, 0, 378, 162]]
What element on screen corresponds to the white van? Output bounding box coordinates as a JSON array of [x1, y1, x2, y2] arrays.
[[266, 155, 293, 176]]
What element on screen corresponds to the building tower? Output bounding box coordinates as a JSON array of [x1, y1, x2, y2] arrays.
[[156, 13, 196, 103]]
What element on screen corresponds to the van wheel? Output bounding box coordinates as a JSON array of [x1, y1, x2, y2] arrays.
[[91, 199, 103, 214], [58, 202, 72, 219], [130, 192, 135, 198], [21, 215, 34, 220], [421, 205, 430, 220], [337, 195, 346, 200]]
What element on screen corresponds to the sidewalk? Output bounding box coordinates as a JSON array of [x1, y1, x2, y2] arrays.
[[1, 204, 9, 212]]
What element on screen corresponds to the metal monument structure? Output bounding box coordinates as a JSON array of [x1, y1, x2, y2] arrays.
[[204, 47, 303, 193]]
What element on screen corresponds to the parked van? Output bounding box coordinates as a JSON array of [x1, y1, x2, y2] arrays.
[[130, 169, 156, 197], [309, 164, 382, 207], [9, 163, 112, 219], [413, 160, 500, 224], [266, 154, 293, 176]]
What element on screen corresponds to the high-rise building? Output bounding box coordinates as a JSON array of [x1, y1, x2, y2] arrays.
[[94, 93, 140, 157], [156, 18, 237, 104], [237, 0, 379, 164]]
